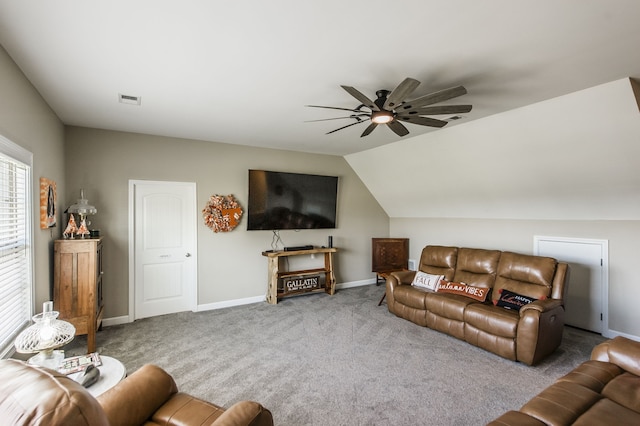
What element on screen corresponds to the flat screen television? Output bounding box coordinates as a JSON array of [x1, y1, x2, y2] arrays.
[[247, 169, 338, 230]]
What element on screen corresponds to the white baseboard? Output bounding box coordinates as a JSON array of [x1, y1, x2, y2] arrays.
[[336, 278, 376, 289], [603, 328, 640, 341], [197, 295, 266, 312], [102, 315, 130, 327], [102, 279, 379, 324]]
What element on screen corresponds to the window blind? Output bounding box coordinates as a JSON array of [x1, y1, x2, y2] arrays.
[[0, 136, 32, 359]]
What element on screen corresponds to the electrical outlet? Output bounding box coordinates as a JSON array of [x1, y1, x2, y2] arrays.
[[408, 259, 417, 271]]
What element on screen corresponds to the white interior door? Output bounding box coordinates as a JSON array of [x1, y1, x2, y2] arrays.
[[534, 236, 608, 334], [130, 180, 197, 320]]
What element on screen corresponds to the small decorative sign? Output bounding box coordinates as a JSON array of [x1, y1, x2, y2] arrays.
[[283, 275, 320, 292]]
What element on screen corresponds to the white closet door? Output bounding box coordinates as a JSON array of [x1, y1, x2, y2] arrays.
[[534, 236, 608, 334]]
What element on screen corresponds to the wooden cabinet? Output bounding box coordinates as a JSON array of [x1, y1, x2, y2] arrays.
[[372, 238, 409, 276], [372, 238, 409, 306], [53, 238, 104, 353], [262, 247, 337, 304]]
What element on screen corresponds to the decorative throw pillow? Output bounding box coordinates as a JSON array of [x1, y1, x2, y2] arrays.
[[436, 280, 490, 302], [493, 289, 546, 311], [411, 272, 444, 291]]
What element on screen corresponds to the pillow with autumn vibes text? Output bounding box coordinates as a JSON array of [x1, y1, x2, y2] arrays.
[[411, 272, 444, 291], [436, 280, 489, 302], [493, 289, 546, 311]]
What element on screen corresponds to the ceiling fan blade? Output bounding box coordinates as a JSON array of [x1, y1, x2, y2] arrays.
[[396, 115, 448, 128], [340, 85, 379, 111], [398, 104, 472, 116], [397, 86, 468, 112], [326, 120, 368, 135], [383, 77, 420, 110], [360, 123, 378, 137], [305, 115, 368, 123], [387, 120, 410, 137], [306, 105, 367, 113]]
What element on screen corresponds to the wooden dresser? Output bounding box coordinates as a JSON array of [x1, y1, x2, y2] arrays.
[[53, 237, 104, 353]]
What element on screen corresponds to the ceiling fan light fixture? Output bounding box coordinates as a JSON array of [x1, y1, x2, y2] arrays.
[[371, 111, 394, 124], [307, 78, 470, 138]]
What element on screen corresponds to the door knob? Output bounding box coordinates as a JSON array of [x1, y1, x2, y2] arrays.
[[185, 253, 192, 257]]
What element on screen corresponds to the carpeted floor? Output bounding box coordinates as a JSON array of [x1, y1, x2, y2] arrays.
[[65, 284, 606, 425]]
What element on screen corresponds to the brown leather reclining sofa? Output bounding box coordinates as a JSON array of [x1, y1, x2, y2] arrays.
[[489, 336, 640, 425], [0, 359, 273, 426], [386, 245, 569, 365]]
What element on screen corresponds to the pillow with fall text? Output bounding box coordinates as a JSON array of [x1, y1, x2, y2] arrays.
[[436, 280, 490, 302], [411, 272, 444, 291]]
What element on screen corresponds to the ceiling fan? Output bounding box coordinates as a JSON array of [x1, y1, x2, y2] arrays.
[[306, 77, 472, 137]]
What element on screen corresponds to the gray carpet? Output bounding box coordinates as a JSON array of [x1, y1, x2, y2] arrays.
[[65, 284, 606, 425]]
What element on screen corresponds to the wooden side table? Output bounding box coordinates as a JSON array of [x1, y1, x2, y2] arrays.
[[262, 247, 337, 304]]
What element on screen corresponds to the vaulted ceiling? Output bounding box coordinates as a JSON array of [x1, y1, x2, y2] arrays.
[[1, 1, 640, 156]]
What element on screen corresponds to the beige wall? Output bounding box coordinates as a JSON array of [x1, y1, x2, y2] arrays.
[[64, 126, 389, 319], [0, 45, 65, 309]]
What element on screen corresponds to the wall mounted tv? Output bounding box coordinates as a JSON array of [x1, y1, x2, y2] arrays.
[[247, 169, 338, 230]]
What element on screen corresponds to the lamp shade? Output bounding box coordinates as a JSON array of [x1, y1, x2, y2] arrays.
[[14, 301, 75, 369], [67, 189, 97, 216]]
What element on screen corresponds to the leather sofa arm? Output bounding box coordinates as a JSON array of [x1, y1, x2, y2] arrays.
[[591, 336, 640, 376], [517, 300, 565, 365], [487, 410, 546, 425], [97, 364, 178, 426], [519, 298, 563, 314], [389, 270, 416, 286], [150, 393, 273, 426], [385, 270, 416, 309], [213, 400, 274, 426]]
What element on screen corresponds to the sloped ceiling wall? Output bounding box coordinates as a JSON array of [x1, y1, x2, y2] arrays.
[[345, 78, 640, 220]]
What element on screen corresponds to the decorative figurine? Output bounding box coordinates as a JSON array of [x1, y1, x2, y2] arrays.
[[63, 214, 78, 239], [79, 364, 100, 388], [77, 218, 90, 238]]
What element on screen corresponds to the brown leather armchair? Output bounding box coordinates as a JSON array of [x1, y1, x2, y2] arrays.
[[489, 336, 640, 425], [0, 359, 273, 426]]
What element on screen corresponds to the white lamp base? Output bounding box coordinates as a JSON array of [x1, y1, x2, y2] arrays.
[[27, 349, 65, 370]]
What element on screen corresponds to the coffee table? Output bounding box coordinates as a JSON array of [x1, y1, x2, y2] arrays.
[[69, 355, 126, 397]]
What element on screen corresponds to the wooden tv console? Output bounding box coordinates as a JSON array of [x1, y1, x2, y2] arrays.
[[262, 247, 337, 304]]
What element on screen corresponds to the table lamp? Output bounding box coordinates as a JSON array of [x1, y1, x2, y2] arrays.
[[66, 189, 97, 238], [14, 301, 75, 369]]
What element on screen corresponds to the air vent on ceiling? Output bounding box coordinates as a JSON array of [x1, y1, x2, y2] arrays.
[[118, 93, 141, 105]]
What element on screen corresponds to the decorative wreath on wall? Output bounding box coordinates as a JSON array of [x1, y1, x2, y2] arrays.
[[202, 194, 243, 233]]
